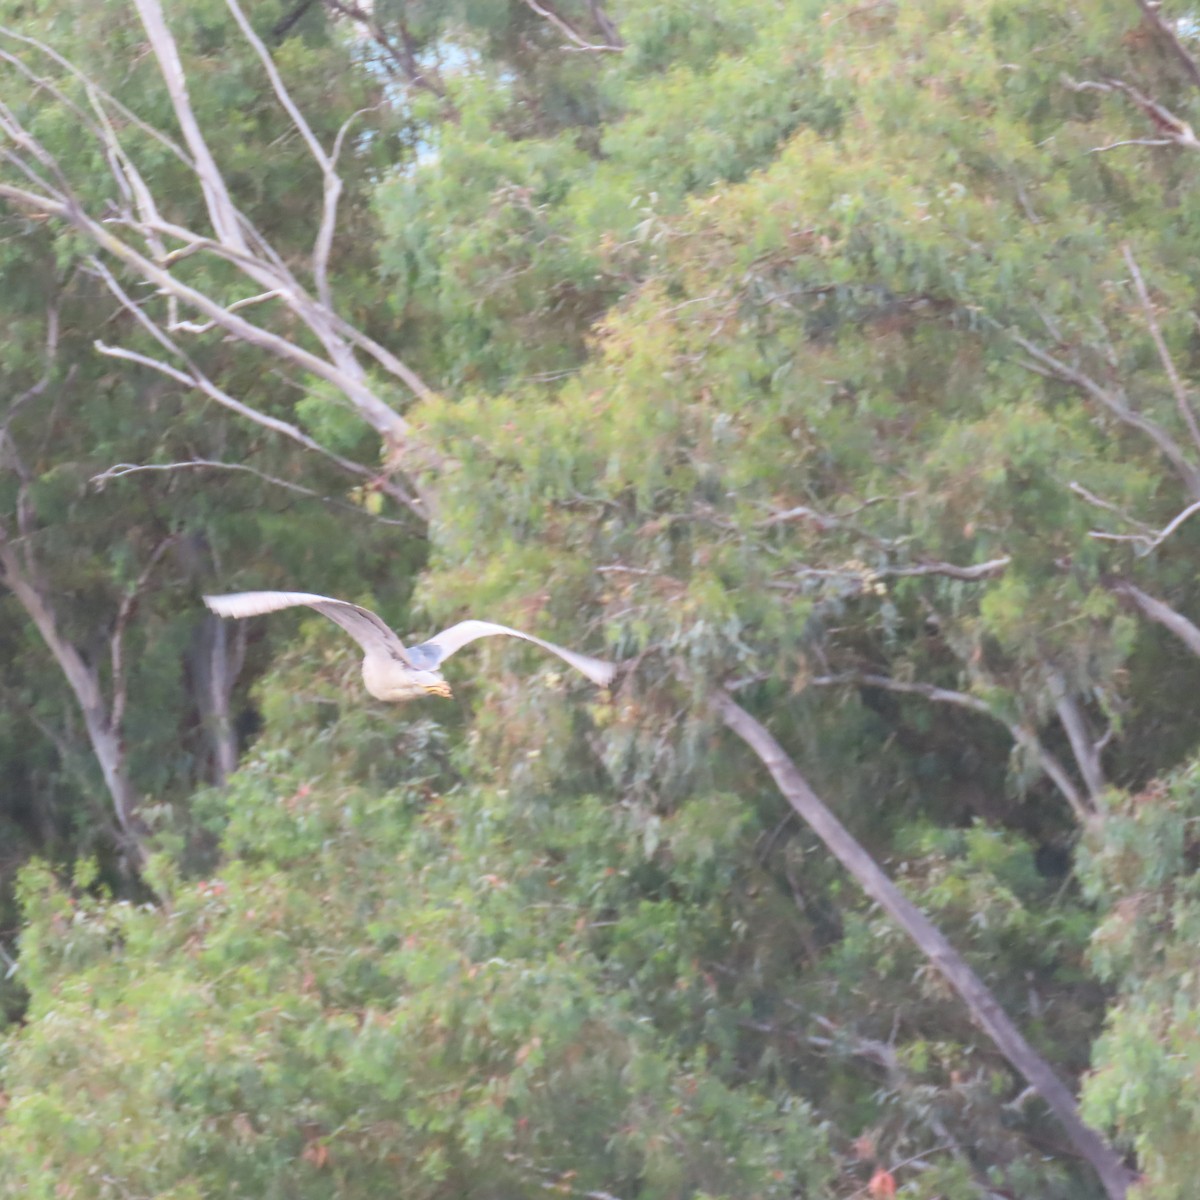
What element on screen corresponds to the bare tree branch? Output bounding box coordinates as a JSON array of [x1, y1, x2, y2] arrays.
[[771, 557, 1011, 591], [168, 289, 282, 335], [1064, 75, 1200, 149], [222, 0, 342, 309], [0, 177, 418, 449], [132, 0, 249, 251], [519, 0, 624, 52], [1068, 481, 1158, 537], [1086, 497, 1200, 551], [715, 691, 1134, 1200], [0, 27, 194, 169], [2, 303, 60, 431], [91, 459, 415, 527], [1111, 579, 1200, 658], [1090, 136, 1176, 152], [759, 494, 895, 530], [1012, 330, 1200, 499], [1045, 670, 1107, 805], [85, 258, 423, 518], [189, 613, 246, 786], [0, 12, 443, 511], [0, 535, 146, 864]]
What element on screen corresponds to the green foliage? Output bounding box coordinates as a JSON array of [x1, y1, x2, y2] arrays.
[[0, 660, 834, 1199], [1078, 768, 1200, 1198], [8, 0, 1200, 1194]]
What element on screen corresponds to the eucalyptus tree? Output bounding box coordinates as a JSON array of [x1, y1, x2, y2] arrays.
[[0, 0, 427, 866], [6, 0, 1200, 1193]]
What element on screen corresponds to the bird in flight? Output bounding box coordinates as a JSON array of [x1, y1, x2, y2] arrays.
[[203, 591, 615, 701]]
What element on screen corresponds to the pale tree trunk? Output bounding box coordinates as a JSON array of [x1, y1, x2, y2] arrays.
[[0, 542, 146, 864], [715, 690, 1135, 1200], [188, 612, 246, 786]]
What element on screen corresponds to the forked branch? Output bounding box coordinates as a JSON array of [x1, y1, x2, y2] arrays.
[[0, 2, 442, 515], [806, 671, 1094, 822]]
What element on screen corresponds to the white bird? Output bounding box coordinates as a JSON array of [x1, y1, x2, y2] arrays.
[[203, 591, 615, 701]]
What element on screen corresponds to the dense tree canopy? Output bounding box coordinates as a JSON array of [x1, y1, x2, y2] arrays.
[[4, 0, 1200, 1196]]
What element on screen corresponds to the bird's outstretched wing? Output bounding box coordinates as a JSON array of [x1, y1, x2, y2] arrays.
[[411, 620, 615, 687], [204, 591, 412, 664]]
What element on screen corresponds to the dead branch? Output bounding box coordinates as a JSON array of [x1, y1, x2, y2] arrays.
[[771, 557, 1011, 592], [1064, 75, 1200, 150], [882, 557, 1010, 580], [0, 536, 146, 864], [1090, 136, 1176, 152], [0, 7, 443, 511], [519, 0, 625, 52], [0, 176, 420, 452], [1086, 497, 1200, 551], [222, 0, 341, 308], [132, 0, 247, 249], [2, 303, 59, 431], [168, 289, 282, 335], [189, 612, 246, 786], [1012, 330, 1200, 499], [1068, 481, 1158, 537], [715, 691, 1134, 1200], [85, 258, 423, 518], [760, 494, 896, 529]]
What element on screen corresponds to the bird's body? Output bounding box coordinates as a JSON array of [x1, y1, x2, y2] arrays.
[[361, 652, 451, 701], [203, 590, 614, 701]]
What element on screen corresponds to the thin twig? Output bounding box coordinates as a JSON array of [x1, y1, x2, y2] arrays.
[[1068, 481, 1157, 536], [91, 459, 413, 527], [1012, 330, 1200, 499], [168, 289, 282, 334], [774, 557, 1011, 589], [222, 0, 342, 308], [519, 0, 624, 51], [1089, 498, 1200, 551]]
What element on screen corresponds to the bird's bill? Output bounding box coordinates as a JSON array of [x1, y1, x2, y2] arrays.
[[423, 681, 453, 698]]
